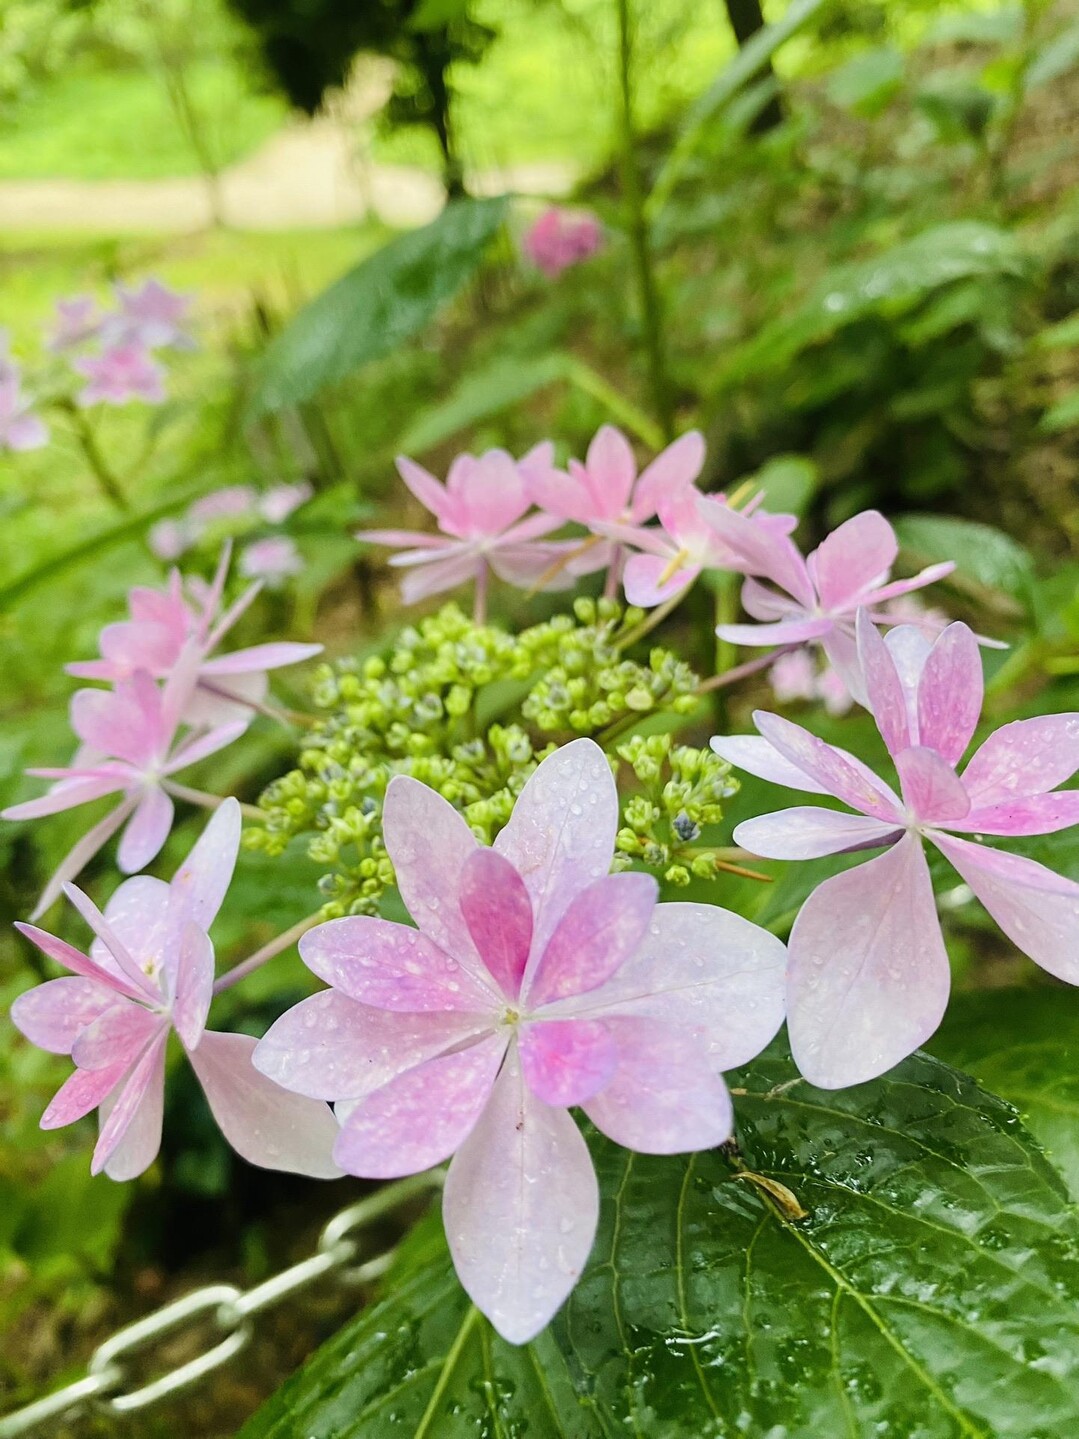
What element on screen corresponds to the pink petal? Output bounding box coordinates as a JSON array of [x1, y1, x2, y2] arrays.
[[395, 455, 454, 525], [820, 627, 866, 707], [163, 720, 247, 774], [498, 511, 564, 546], [442, 1048, 598, 1344], [333, 1033, 506, 1178], [895, 747, 970, 824], [30, 796, 137, 921], [525, 464, 592, 524], [71, 1000, 162, 1070], [14, 921, 141, 1000], [715, 617, 833, 647], [931, 833, 1079, 984], [622, 552, 697, 607], [734, 808, 903, 859], [399, 549, 482, 604], [698, 499, 815, 608], [950, 792, 1079, 836], [253, 991, 490, 1101], [170, 797, 241, 931], [188, 1030, 342, 1177], [199, 642, 322, 676], [630, 431, 705, 522], [961, 715, 1079, 806], [11, 977, 117, 1055], [865, 561, 956, 606], [856, 607, 912, 758], [807, 510, 897, 612], [584, 425, 636, 517], [382, 774, 485, 976], [458, 849, 534, 1001], [41, 1058, 130, 1129], [787, 832, 950, 1088], [356, 527, 449, 549], [916, 622, 983, 765], [97, 1053, 167, 1182], [92, 874, 173, 989], [519, 1018, 616, 1106], [64, 882, 160, 999], [753, 711, 901, 821], [455, 449, 529, 535], [91, 1028, 168, 1175], [526, 872, 657, 1008], [552, 900, 786, 1070], [493, 738, 619, 969], [583, 1018, 733, 1153], [710, 734, 832, 795], [172, 920, 215, 1050], [2, 774, 128, 820], [69, 684, 157, 767], [741, 577, 803, 622], [99, 618, 178, 673], [117, 786, 174, 872], [299, 915, 496, 1011], [488, 542, 577, 591]]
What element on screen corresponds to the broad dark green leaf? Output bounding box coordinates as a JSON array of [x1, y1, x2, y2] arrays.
[[721, 223, 1029, 385], [240, 1046, 1079, 1439], [248, 197, 509, 418], [894, 512, 1035, 606], [931, 988, 1079, 1199]]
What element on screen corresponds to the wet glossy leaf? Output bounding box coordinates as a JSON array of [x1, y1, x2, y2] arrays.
[[240, 1044, 1079, 1439], [894, 512, 1035, 605], [248, 197, 509, 418], [931, 988, 1079, 1199]]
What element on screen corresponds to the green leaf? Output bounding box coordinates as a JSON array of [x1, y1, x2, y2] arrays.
[[894, 512, 1035, 606], [931, 988, 1079, 1199], [248, 198, 509, 419], [745, 453, 819, 516], [827, 47, 904, 117], [648, 0, 826, 216], [1039, 391, 1079, 435], [239, 1045, 1079, 1438], [721, 222, 1028, 385]]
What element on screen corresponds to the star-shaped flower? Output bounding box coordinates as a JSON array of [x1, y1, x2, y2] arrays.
[[713, 610, 1079, 1089], [254, 739, 786, 1342]]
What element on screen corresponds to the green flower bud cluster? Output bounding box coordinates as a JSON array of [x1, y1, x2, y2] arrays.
[[613, 734, 739, 887], [246, 602, 708, 916]]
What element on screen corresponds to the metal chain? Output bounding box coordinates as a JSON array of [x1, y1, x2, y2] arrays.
[[0, 1172, 442, 1438]]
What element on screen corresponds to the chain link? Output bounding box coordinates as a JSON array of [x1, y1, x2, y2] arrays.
[[0, 1172, 443, 1438]]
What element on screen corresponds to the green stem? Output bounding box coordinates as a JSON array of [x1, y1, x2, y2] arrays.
[[615, 0, 674, 441], [63, 402, 129, 510]]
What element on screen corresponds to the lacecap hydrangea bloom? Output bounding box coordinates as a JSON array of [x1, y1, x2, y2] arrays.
[[714, 609, 1079, 1089], [254, 739, 787, 1342], [11, 801, 339, 1180]]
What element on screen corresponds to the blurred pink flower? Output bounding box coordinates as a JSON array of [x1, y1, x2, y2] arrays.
[[240, 536, 304, 586], [255, 738, 786, 1342], [2, 653, 246, 918], [714, 610, 1079, 1090], [609, 489, 799, 609], [769, 649, 853, 716], [67, 546, 322, 727], [11, 801, 340, 1181], [0, 339, 48, 453], [188, 486, 258, 528], [357, 444, 570, 621], [73, 343, 166, 407], [148, 518, 191, 562], [259, 481, 313, 524], [47, 296, 103, 353], [524, 425, 705, 592], [522, 207, 604, 277], [714, 510, 955, 704], [106, 278, 194, 351]]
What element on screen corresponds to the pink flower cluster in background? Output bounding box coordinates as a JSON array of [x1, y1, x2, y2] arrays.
[[0, 330, 48, 454], [522, 206, 604, 277], [148, 480, 312, 577], [3, 545, 320, 916], [50, 278, 193, 409]]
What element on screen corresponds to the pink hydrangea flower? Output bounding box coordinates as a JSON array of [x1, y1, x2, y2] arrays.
[[10, 801, 340, 1181], [524, 425, 705, 591], [240, 536, 303, 586], [73, 343, 166, 407], [259, 481, 313, 524], [67, 546, 322, 727], [2, 654, 247, 918], [357, 445, 571, 621], [522, 207, 604, 277], [148, 518, 191, 562], [47, 296, 103, 353], [106, 278, 194, 351], [187, 486, 258, 529], [0, 340, 48, 453], [254, 738, 786, 1342], [714, 510, 956, 704], [606, 488, 798, 609], [769, 650, 853, 716], [713, 609, 1079, 1090]]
